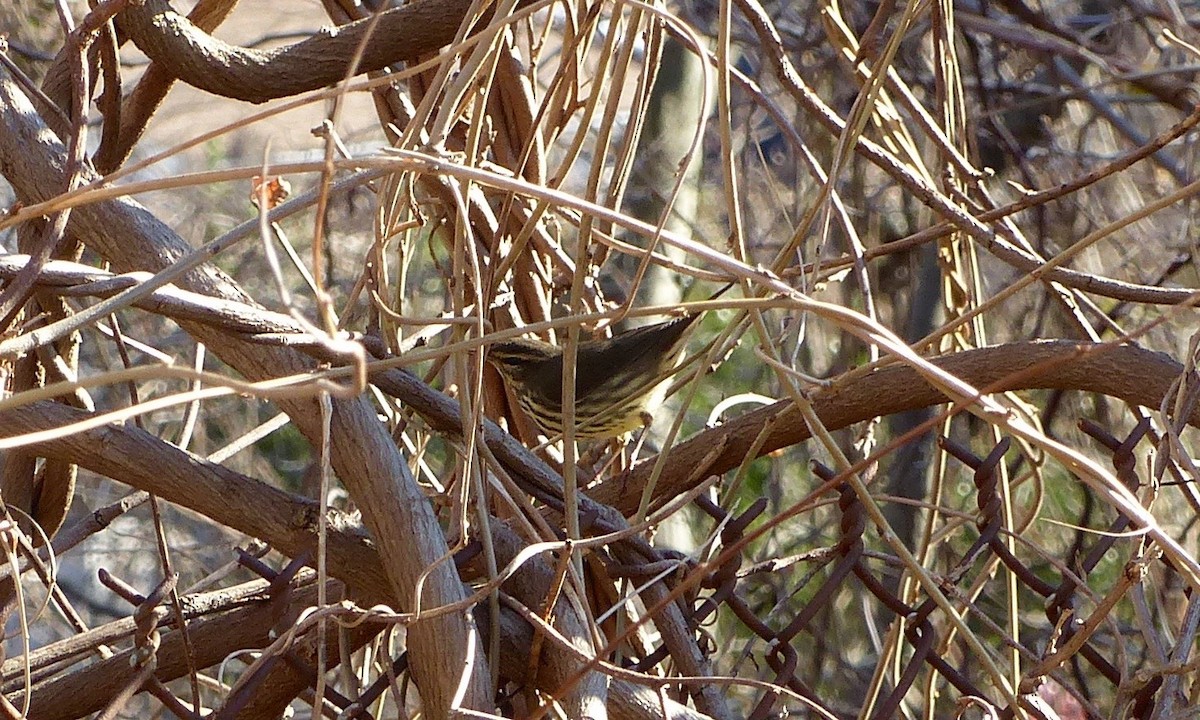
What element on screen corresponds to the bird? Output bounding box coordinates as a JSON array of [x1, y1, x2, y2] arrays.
[[486, 314, 701, 440]]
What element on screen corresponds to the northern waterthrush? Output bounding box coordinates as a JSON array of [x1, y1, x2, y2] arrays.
[[487, 314, 700, 440]]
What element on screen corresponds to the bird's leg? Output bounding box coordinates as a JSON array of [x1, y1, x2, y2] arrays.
[[584, 432, 642, 477], [578, 438, 615, 471], [625, 412, 655, 466], [585, 412, 656, 477]]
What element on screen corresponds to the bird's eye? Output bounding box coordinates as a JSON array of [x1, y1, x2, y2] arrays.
[[489, 351, 519, 368]]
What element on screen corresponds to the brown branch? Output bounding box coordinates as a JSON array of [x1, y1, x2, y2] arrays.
[[592, 341, 1200, 515], [116, 0, 513, 104], [96, 0, 241, 172], [0, 254, 324, 338], [488, 607, 715, 720], [366, 340, 1198, 524], [0, 400, 391, 600], [4, 576, 335, 720], [0, 402, 691, 720], [0, 66, 492, 715], [486, 525, 609, 718]]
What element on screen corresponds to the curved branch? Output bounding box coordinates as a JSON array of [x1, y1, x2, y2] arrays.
[[0, 65, 492, 715], [0, 254, 312, 336], [592, 341, 1199, 515], [117, 0, 505, 103], [0, 402, 677, 720], [6, 577, 335, 719], [0, 399, 391, 596], [98, 0, 241, 171]]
